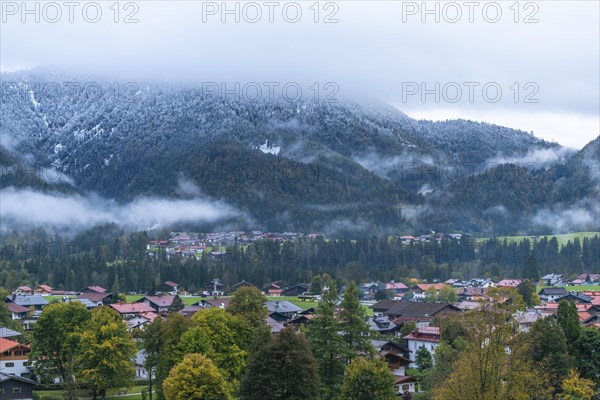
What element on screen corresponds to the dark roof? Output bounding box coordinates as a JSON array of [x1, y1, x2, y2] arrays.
[[232, 280, 256, 289], [371, 300, 407, 312], [77, 292, 112, 303], [266, 300, 303, 314], [0, 372, 37, 385], [7, 295, 49, 307], [556, 291, 592, 303], [384, 302, 460, 318], [538, 287, 569, 295]]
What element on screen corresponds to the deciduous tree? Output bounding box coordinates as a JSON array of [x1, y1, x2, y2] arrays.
[[239, 327, 320, 400], [340, 357, 396, 400], [162, 354, 232, 400]]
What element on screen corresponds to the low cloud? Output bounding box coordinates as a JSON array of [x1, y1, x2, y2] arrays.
[[531, 198, 600, 233], [486, 146, 575, 169], [353, 151, 435, 179], [0, 187, 241, 232]]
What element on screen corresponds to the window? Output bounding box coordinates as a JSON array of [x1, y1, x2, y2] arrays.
[[6, 362, 15, 367], [13, 386, 22, 394], [14, 350, 22, 356], [402, 384, 409, 391]]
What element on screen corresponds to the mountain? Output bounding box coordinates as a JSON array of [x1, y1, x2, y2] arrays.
[[1, 69, 596, 235]]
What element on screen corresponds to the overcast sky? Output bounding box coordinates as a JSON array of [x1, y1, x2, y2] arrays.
[[1, 0, 598, 148]]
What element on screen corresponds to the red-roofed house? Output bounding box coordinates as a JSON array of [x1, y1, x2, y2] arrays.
[[110, 302, 156, 318], [497, 279, 522, 288], [136, 296, 175, 313], [6, 303, 30, 320], [385, 281, 409, 294], [404, 327, 441, 366], [12, 286, 33, 295], [81, 285, 107, 294], [0, 338, 31, 377], [77, 292, 112, 307], [34, 285, 53, 296], [411, 284, 447, 300], [157, 281, 178, 295]]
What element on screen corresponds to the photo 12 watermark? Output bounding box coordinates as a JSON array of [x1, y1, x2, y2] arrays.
[[400, 1, 539, 24], [199, 1, 340, 23], [1, 1, 140, 23], [400, 81, 539, 104], [200, 81, 339, 103]]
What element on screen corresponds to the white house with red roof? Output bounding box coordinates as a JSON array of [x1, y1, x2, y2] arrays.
[[404, 326, 441, 367], [110, 302, 156, 318], [0, 338, 31, 378], [136, 295, 175, 313], [497, 279, 522, 288]]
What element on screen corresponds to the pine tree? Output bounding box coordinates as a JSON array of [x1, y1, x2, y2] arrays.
[[339, 281, 373, 359]]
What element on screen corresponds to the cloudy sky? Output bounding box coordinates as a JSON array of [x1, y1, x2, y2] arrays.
[[1, 0, 598, 148]]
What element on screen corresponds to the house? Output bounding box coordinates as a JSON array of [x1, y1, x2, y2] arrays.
[[81, 285, 107, 294], [404, 327, 441, 367], [134, 350, 152, 380], [110, 302, 156, 319], [232, 280, 256, 292], [12, 287, 32, 296], [467, 278, 495, 288], [136, 296, 175, 313], [371, 339, 409, 359], [0, 327, 21, 340], [372, 300, 407, 314], [497, 279, 522, 288], [513, 309, 549, 332], [367, 315, 402, 336], [127, 312, 160, 331], [265, 300, 303, 319], [267, 317, 285, 334], [384, 302, 461, 327], [198, 298, 230, 310], [0, 372, 36, 400], [157, 281, 178, 295], [385, 281, 409, 294], [179, 305, 203, 318], [538, 287, 568, 303], [264, 283, 282, 297], [574, 273, 600, 284], [395, 375, 420, 397], [202, 280, 225, 297], [6, 295, 48, 311], [458, 287, 486, 301], [6, 304, 29, 321], [556, 291, 593, 304], [281, 284, 309, 297], [33, 285, 53, 296], [410, 284, 446, 300], [77, 292, 112, 307], [67, 298, 98, 309], [0, 338, 32, 378], [285, 314, 315, 329], [540, 274, 564, 287], [380, 351, 412, 376]]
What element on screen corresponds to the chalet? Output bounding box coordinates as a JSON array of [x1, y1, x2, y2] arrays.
[[265, 300, 303, 319], [12, 287, 32, 296], [538, 287, 568, 303], [33, 285, 53, 296], [395, 375, 420, 397], [410, 284, 446, 300], [136, 296, 175, 313], [384, 302, 461, 327], [0, 327, 21, 339], [540, 274, 564, 287], [0, 372, 36, 400], [575, 273, 600, 284], [496, 279, 522, 288], [370, 339, 409, 359], [126, 312, 160, 331], [81, 285, 107, 294], [202, 280, 225, 297], [264, 283, 282, 297], [367, 315, 402, 336], [404, 327, 441, 367], [0, 338, 31, 378], [110, 302, 156, 318], [458, 287, 486, 301], [371, 300, 407, 314], [232, 280, 256, 292], [198, 298, 230, 310], [385, 281, 409, 294], [77, 292, 112, 307], [157, 281, 178, 295], [513, 310, 548, 332], [281, 284, 309, 297], [380, 351, 412, 376], [6, 304, 29, 321], [467, 278, 495, 288], [556, 291, 593, 304], [6, 295, 48, 311], [284, 314, 315, 328]]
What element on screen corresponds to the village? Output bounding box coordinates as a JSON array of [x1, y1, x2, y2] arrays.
[[2, 271, 600, 399]]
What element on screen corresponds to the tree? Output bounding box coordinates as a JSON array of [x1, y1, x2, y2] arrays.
[[169, 295, 185, 313], [561, 369, 596, 400], [162, 354, 233, 400], [339, 357, 396, 400], [521, 253, 540, 281], [437, 285, 458, 303], [525, 316, 573, 382], [339, 281, 373, 358], [75, 307, 136, 400], [305, 281, 345, 400], [415, 346, 433, 371], [155, 313, 194, 400], [227, 286, 269, 347], [557, 300, 581, 350], [516, 279, 540, 307], [239, 327, 320, 400], [0, 289, 12, 326], [576, 327, 600, 386], [143, 318, 163, 400], [375, 289, 391, 301], [30, 301, 90, 394]]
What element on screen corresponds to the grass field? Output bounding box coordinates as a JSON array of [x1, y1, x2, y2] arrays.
[[35, 385, 149, 399], [537, 285, 600, 292], [477, 231, 600, 246]]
